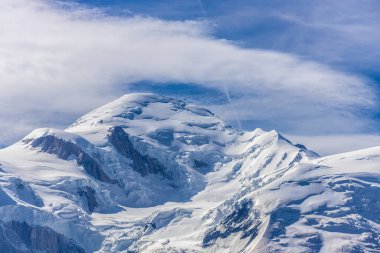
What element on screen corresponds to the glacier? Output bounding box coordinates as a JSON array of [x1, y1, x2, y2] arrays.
[[0, 93, 379, 252]]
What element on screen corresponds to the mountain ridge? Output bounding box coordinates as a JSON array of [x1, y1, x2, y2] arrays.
[[0, 93, 379, 252]]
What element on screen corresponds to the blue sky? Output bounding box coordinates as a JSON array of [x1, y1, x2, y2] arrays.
[[75, 0, 380, 146], [0, 0, 379, 154]]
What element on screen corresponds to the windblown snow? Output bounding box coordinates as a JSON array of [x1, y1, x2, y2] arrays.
[[0, 93, 379, 252]]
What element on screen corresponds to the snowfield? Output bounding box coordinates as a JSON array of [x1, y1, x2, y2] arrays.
[[0, 93, 379, 252]]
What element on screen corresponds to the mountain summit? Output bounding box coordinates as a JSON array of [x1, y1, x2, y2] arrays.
[[0, 93, 379, 252]]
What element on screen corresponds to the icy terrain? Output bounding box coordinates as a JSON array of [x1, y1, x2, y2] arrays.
[[0, 93, 379, 252]]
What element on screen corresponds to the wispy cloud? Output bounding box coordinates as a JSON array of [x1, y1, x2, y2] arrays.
[[202, 0, 380, 74], [0, 0, 377, 149]]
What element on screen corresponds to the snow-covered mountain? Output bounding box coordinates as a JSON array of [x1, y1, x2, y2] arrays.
[[0, 93, 379, 253]]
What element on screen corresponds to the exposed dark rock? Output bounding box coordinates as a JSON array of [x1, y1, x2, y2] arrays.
[[29, 135, 114, 184], [295, 143, 307, 150], [0, 220, 85, 253], [144, 222, 156, 231], [108, 126, 172, 180], [185, 106, 214, 116], [185, 122, 219, 129], [10, 177, 44, 207], [114, 112, 135, 120], [203, 200, 262, 247], [129, 107, 142, 115], [267, 207, 301, 238], [78, 186, 97, 213], [147, 128, 174, 146], [193, 159, 208, 169], [212, 140, 225, 147]]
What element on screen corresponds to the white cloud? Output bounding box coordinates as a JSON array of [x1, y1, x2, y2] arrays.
[[0, 0, 377, 148]]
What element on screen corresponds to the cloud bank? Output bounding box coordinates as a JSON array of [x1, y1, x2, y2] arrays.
[[0, 0, 377, 150]]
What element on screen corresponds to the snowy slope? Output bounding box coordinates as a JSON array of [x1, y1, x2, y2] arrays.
[[0, 93, 379, 253]]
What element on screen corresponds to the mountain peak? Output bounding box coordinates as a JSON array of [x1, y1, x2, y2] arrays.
[[66, 93, 228, 147], [1, 93, 379, 252], [68, 93, 214, 128]]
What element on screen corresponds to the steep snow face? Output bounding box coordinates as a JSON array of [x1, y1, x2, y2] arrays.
[[203, 147, 380, 252], [0, 93, 379, 253]]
